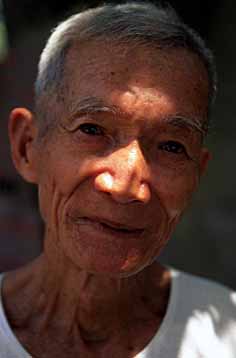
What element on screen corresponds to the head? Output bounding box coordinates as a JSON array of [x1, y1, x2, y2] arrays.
[[9, 1, 215, 277]]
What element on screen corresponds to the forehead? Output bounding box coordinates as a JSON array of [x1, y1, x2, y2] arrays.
[[64, 40, 209, 121]]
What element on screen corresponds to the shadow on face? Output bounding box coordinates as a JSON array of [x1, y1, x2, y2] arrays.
[[8, 42, 211, 277]]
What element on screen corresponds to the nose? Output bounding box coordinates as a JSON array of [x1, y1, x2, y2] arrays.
[[94, 140, 151, 204]]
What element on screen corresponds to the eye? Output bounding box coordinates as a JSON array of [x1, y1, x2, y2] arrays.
[[159, 141, 186, 154], [78, 123, 104, 136]]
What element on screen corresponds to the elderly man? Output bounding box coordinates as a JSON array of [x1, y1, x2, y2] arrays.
[[5, 1, 236, 357]]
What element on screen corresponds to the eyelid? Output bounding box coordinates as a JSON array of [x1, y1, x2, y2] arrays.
[[158, 140, 191, 158], [78, 122, 105, 135], [61, 116, 104, 132], [159, 140, 186, 149]]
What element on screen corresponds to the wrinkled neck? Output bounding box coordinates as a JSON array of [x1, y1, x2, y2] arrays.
[[2, 249, 170, 343]]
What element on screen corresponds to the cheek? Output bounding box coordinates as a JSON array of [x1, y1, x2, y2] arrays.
[[153, 166, 199, 218], [38, 176, 55, 223], [37, 163, 78, 225]]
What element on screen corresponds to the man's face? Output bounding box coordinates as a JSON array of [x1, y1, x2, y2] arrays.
[[35, 42, 209, 277]]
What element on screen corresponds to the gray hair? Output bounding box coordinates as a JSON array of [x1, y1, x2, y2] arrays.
[[35, 1, 217, 133]]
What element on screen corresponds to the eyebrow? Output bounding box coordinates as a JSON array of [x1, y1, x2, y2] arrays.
[[164, 116, 207, 135], [69, 96, 119, 115], [68, 96, 207, 135]]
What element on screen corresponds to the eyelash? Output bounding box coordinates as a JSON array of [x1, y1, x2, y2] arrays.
[[158, 141, 186, 155], [78, 123, 104, 136]]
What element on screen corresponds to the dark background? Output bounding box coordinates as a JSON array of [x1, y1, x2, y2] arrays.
[[1, 0, 236, 287]]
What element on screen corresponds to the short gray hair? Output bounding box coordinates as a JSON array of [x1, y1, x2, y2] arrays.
[[35, 1, 217, 133]]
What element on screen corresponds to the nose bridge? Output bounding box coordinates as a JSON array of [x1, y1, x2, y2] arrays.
[[107, 139, 151, 203], [117, 139, 147, 179], [94, 139, 151, 204]]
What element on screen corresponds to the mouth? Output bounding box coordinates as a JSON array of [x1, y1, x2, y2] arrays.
[[75, 216, 145, 237]]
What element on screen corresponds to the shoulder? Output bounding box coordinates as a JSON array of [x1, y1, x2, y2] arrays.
[[170, 269, 236, 357], [171, 268, 236, 314]]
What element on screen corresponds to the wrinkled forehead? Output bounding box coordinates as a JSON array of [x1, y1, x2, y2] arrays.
[[63, 40, 209, 120]]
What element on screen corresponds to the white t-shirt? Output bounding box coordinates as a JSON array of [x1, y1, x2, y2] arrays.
[[0, 269, 236, 357]]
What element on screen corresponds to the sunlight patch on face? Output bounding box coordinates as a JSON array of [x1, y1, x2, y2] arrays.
[[111, 85, 175, 120], [94, 172, 113, 191], [120, 248, 141, 272]]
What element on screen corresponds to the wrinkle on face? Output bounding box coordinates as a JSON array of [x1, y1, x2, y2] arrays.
[[65, 40, 209, 116], [35, 41, 210, 276]]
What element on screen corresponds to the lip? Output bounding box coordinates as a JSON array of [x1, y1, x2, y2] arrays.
[[76, 216, 145, 236]]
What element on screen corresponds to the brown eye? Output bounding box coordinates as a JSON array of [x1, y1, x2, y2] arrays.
[[159, 141, 186, 154], [79, 123, 104, 136]]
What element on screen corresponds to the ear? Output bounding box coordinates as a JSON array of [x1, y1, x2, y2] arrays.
[[8, 108, 39, 184], [199, 147, 211, 178]]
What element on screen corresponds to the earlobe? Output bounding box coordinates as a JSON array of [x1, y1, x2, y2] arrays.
[[199, 147, 211, 178], [8, 107, 39, 184]]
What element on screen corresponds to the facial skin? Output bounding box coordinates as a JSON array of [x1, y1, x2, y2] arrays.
[[10, 41, 210, 278], [6, 41, 211, 357]]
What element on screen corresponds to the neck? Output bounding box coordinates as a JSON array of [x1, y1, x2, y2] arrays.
[[2, 250, 170, 344]]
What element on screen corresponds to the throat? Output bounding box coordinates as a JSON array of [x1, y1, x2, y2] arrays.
[[76, 292, 123, 344], [2, 259, 171, 357]]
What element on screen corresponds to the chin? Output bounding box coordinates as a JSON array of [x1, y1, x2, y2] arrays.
[[61, 218, 168, 277], [64, 245, 158, 279]]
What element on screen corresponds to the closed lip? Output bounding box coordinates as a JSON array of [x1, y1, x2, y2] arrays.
[[79, 216, 145, 234]]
